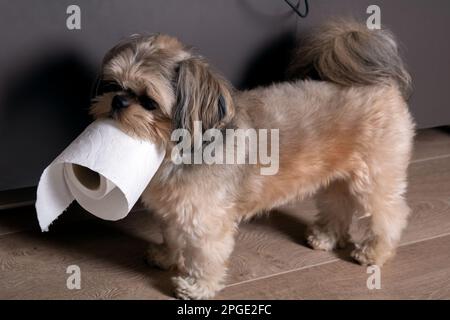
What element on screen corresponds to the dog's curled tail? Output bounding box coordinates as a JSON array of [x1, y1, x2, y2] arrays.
[[290, 20, 412, 99]]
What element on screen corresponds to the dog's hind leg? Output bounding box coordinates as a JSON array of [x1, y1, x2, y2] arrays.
[[307, 180, 354, 251], [349, 162, 411, 266]]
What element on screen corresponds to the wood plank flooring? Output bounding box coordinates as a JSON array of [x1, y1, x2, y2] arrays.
[[1, 127, 449, 299]]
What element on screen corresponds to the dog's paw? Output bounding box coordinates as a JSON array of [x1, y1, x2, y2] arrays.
[[351, 242, 392, 266], [307, 227, 338, 251], [172, 276, 222, 300], [351, 244, 375, 265], [145, 243, 175, 270]]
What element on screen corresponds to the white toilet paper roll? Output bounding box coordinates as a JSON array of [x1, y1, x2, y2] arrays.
[[36, 119, 165, 231]]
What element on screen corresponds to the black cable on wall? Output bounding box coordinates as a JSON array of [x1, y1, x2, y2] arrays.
[[284, 0, 309, 18]]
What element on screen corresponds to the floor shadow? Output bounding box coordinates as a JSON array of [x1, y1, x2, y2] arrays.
[[0, 203, 173, 298], [247, 207, 359, 264], [248, 208, 310, 247], [334, 245, 358, 264]]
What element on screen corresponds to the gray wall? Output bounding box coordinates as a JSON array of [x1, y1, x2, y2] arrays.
[[0, 0, 449, 190]]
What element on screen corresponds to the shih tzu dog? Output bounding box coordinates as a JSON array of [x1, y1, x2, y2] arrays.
[[90, 20, 415, 299]]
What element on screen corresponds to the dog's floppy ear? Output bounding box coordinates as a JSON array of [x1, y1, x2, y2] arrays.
[[173, 57, 234, 133]]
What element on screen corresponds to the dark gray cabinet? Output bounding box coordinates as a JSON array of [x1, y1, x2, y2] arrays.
[[0, 0, 449, 190]]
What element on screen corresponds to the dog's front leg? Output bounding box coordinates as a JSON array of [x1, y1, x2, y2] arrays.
[[173, 220, 236, 300], [146, 223, 184, 271]]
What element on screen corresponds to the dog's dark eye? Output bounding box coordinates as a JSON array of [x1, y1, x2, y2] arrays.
[[97, 80, 123, 95], [139, 95, 157, 111]]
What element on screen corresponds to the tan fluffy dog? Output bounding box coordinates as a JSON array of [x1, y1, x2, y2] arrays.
[[90, 20, 415, 299]]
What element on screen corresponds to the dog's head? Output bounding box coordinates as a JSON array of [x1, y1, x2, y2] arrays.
[[90, 34, 234, 144]]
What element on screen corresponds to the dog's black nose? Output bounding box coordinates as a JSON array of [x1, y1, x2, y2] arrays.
[[111, 94, 130, 111]]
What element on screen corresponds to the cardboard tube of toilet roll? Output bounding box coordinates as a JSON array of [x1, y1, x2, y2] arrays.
[[63, 163, 117, 200], [35, 119, 165, 231]]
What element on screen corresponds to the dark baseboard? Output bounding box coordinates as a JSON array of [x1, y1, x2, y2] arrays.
[[0, 186, 37, 210]]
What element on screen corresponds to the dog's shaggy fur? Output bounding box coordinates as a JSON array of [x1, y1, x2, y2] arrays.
[[90, 20, 415, 299]]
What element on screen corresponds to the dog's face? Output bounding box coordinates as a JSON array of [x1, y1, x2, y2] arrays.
[[90, 34, 234, 144]]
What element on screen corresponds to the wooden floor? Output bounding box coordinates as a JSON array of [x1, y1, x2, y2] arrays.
[[1, 128, 450, 299]]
